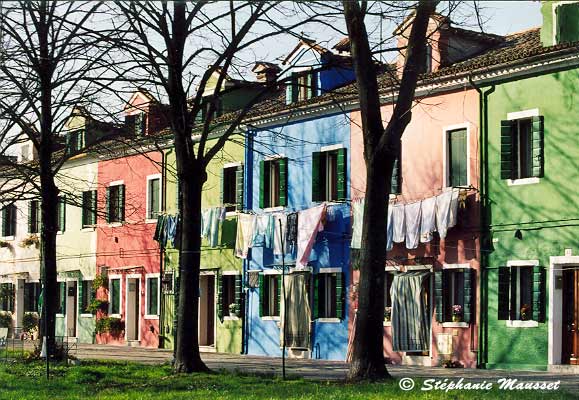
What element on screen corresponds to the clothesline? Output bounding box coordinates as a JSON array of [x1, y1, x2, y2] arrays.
[[351, 185, 476, 206]]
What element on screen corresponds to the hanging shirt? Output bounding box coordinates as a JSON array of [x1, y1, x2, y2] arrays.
[[420, 196, 437, 243], [252, 214, 274, 248], [166, 215, 177, 247], [435, 189, 453, 239], [392, 204, 406, 243], [448, 188, 460, 229], [285, 212, 299, 253], [273, 213, 287, 256], [235, 213, 255, 259], [201, 208, 212, 238], [296, 204, 326, 269], [386, 205, 394, 251], [405, 201, 422, 250], [350, 199, 364, 249]]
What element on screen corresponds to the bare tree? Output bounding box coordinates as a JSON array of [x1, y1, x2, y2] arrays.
[[343, 0, 438, 380], [0, 0, 113, 356]]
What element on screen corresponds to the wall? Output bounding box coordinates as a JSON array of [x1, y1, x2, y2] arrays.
[[349, 88, 481, 368], [484, 68, 579, 370], [246, 113, 351, 360]]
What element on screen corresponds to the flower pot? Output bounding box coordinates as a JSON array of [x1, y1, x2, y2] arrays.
[[229, 311, 239, 318], [452, 315, 461, 323]]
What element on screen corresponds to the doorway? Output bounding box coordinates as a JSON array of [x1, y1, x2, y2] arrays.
[[199, 274, 215, 347], [562, 268, 579, 365], [66, 281, 77, 337], [126, 277, 140, 341]]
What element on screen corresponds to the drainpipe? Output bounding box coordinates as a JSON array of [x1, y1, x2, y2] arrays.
[[158, 148, 168, 349], [469, 75, 495, 369], [242, 128, 254, 355]]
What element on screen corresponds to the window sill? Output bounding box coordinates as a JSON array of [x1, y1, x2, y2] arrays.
[[144, 315, 159, 320], [261, 316, 280, 321], [263, 206, 284, 212], [441, 322, 469, 328], [145, 219, 158, 224], [107, 222, 123, 228], [224, 316, 240, 321], [1, 236, 15, 241], [81, 227, 95, 232], [109, 314, 121, 319], [507, 177, 540, 186], [506, 320, 539, 328], [80, 314, 94, 318], [56, 314, 65, 317], [383, 320, 392, 327], [316, 318, 341, 323]]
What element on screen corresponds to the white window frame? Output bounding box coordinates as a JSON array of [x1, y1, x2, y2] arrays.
[[506, 109, 541, 186], [505, 260, 539, 328], [144, 273, 160, 319], [108, 274, 122, 318], [221, 271, 241, 321], [261, 270, 281, 321], [442, 122, 471, 188], [145, 174, 162, 223], [263, 155, 285, 212], [316, 268, 341, 323]]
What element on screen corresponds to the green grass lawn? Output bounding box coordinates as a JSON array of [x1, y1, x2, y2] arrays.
[[0, 360, 576, 400]]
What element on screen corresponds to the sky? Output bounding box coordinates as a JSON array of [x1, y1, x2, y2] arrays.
[[476, 1, 542, 35]]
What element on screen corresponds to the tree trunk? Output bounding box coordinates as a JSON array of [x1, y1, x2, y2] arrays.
[[173, 161, 209, 373]]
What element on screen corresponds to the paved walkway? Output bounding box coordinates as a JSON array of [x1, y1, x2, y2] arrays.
[[5, 340, 579, 392]]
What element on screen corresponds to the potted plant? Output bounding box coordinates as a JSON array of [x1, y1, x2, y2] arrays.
[[0, 240, 10, 249], [0, 311, 12, 337], [384, 306, 392, 322], [22, 312, 39, 339], [452, 304, 463, 322], [86, 299, 108, 315], [520, 304, 531, 321], [19, 234, 39, 248], [229, 303, 240, 318]]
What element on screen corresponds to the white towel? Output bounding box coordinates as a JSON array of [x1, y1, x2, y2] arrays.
[[392, 204, 406, 243], [273, 213, 287, 255], [435, 190, 453, 239], [235, 213, 255, 259], [350, 199, 364, 249], [420, 196, 437, 243], [449, 188, 460, 228], [404, 201, 422, 250]]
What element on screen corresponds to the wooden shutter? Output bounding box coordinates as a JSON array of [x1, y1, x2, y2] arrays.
[[27, 201, 33, 233], [105, 187, 111, 223], [217, 274, 223, 321], [463, 268, 474, 324], [125, 114, 136, 135], [91, 190, 97, 225], [78, 280, 84, 314], [336, 272, 345, 319], [449, 129, 467, 187], [276, 275, 282, 316], [390, 151, 401, 194], [336, 148, 347, 201], [285, 74, 297, 105], [278, 158, 288, 207], [259, 160, 266, 209], [258, 274, 264, 317], [58, 197, 66, 232], [500, 120, 516, 180], [59, 282, 66, 314], [234, 274, 242, 312], [532, 266, 545, 322], [135, 113, 146, 136], [1, 207, 6, 236], [119, 185, 126, 222], [313, 274, 319, 320], [497, 267, 511, 320], [531, 116, 544, 178], [235, 165, 244, 211], [434, 270, 444, 322], [306, 72, 313, 99], [311, 152, 322, 202]]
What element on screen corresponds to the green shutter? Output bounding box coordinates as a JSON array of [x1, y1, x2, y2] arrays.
[[336, 148, 347, 201], [91, 190, 97, 225], [235, 165, 244, 211], [58, 197, 66, 232], [27, 201, 33, 233], [531, 116, 544, 178], [285, 79, 293, 105], [311, 152, 322, 202], [500, 120, 515, 180], [497, 267, 511, 320], [276, 275, 282, 317], [532, 266, 545, 322], [390, 151, 401, 194], [135, 113, 145, 136], [336, 272, 344, 319], [313, 275, 319, 320], [78, 280, 84, 314], [259, 160, 266, 209], [258, 274, 264, 317], [306, 72, 313, 99], [449, 129, 467, 187], [434, 270, 444, 322], [463, 269, 474, 324], [217, 274, 223, 321], [119, 185, 126, 222], [59, 282, 66, 314], [2, 207, 6, 236], [234, 274, 242, 311], [278, 158, 288, 207], [220, 169, 225, 206], [105, 187, 111, 223]]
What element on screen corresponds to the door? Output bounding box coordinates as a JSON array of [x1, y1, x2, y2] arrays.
[[199, 275, 215, 346], [66, 281, 77, 337], [126, 278, 140, 341], [562, 269, 579, 365]]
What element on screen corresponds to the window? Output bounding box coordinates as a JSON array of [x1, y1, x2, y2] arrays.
[[125, 113, 146, 136], [259, 274, 280, 317], [145, 276, 159, 316], [314, 272, 344, 319], [57, 197, 66, 232], [106, 184, 125, 223], [286, 71, 317, 104], [162, 272, 173, 293], [23, 282, 41, 313], [2, 204, 16, 237], [28, 200, 40, 234], [66, 130, 84, 155], [555, 3, 579, 44], [57, 282, 66, 314], [384, 271, 394, 318], [82, 191, 97, 227], [500, 116, 544, 181], [389, 145, 402, 194], [447, 128, 468, 187], [21, 144, 30, 162], [498, 265, 544, 322], [80, 280, 93, 314], [259, 158, 287, 209], [218, 274, 241, 319], [435, 268, 474, 323], [221, 165, 243, 212], [109, 278, 121, 315], [0, 283, 15, 312], [312, 149, 347, 202], [147, 177, 161, 220]]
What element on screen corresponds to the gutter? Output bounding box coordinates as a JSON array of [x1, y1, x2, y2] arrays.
[[158, 148, 168, 349]]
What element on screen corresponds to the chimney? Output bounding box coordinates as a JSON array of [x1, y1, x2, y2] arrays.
[[252, 62, 281, 83]]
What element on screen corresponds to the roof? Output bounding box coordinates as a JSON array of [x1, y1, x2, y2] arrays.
[[332, 37, 350, 52], [282, 37, 331, 65]]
